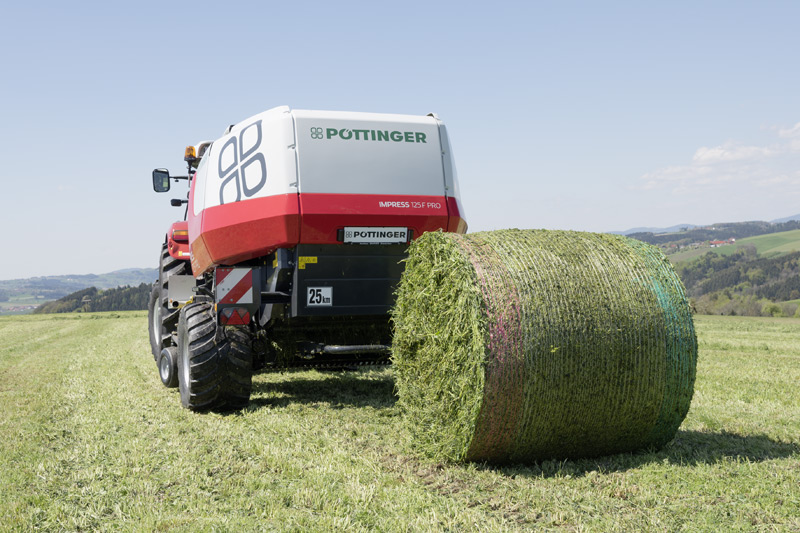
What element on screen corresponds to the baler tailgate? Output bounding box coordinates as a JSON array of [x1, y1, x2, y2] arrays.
[[291, 244, 407, 317]]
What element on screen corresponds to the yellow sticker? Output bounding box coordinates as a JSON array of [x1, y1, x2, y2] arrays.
[[298, 256, 318, 270]]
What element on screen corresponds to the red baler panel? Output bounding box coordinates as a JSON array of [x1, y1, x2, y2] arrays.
[[189, 194, 300, 276], [298, 193, 450, 244], [187, 192, 462, 276]]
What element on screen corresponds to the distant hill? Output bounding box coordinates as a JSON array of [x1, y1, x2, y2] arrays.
[[629, 220, 800, 248], [612, 224, 699, 236], [712, 229, 800, 257], [622, 219, 800, 316], [0, 268, 156, 315], [0, 268, 156, 293], [675, 248, 800, 317], [770, 213, 800, 224], [33, 283, 152, 314], [615, 213, 800, 236]]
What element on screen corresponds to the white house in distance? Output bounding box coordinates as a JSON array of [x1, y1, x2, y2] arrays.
[[710, 238, 736, 248]]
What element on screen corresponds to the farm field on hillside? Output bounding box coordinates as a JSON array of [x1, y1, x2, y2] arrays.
[[669, 228, 800, 263], [717, 229, 800, 257], [667, 246, 713, 263], [0, 295, 43, 315], [0, 313, 798, 531]]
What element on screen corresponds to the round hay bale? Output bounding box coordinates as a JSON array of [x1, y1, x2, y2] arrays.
[[391, 229, 697, 463]]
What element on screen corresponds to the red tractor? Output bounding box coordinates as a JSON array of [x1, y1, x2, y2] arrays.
[[149, 106, 466, 411]]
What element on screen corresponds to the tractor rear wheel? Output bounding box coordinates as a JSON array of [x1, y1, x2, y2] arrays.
[[158, 244, 189, 347], [147, 283, 162, 360], [177, 302, 254, 411]]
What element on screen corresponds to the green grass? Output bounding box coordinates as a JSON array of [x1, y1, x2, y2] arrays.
[[1, 312, 798, 531], [667, 246, 715, 263], [0, 294, 48, 315], [715, 229, 800, 257], [667, 228, 800, 264]]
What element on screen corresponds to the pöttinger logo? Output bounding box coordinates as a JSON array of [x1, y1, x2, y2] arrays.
[[308, 125, 428, 143], [218, 120, 267, 205]]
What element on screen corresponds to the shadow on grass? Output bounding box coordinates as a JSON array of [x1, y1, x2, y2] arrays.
[[248, 369, 398, 410], [481, 430, 800, 479]]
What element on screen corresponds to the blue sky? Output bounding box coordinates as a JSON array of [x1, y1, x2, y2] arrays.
[[1, 1, 799, 279]]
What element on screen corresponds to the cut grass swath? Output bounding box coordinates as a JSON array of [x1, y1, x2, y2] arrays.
[[392, 229, 698, 463]]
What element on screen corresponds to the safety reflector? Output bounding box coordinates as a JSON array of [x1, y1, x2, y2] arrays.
[[220, 307, 250, 325], [215, 267, 254, 305]]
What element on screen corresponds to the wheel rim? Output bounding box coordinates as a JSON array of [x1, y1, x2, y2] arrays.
[[159, 352, 170, 382]]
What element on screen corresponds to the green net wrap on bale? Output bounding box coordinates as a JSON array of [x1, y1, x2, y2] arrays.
[[391, 229, 697, 463]]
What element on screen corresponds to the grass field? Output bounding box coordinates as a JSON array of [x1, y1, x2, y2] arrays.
[[668, 229, 800, 264], [667, 247, 714, 263], [0, 294, 47, 315], [716, 229, 800, 257], [1, 312, 798, 531]]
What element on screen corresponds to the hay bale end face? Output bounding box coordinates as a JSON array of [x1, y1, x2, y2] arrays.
[[391, 229, 698, 463]]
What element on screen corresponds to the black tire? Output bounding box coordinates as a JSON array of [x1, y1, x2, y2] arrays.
[[155, 244, 190, 354], [177, 302, 254, 411], [158, 347, 179, 388], [147, 283, 163, 360]]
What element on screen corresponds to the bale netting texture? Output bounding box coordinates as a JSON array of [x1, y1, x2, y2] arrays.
[[391, 229, 697, 463]]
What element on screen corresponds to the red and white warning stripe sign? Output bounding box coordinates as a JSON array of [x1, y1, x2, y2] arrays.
[[215, 267, 254, 305]]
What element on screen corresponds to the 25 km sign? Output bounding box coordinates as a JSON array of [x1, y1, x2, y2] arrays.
[[307, 287, 333, 307]]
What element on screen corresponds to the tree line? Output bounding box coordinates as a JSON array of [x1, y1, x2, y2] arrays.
[[675, 249, 800, 317], [629, 220, 800, 246], [34, 283, 152, 314], [29, 246, 800, 318]]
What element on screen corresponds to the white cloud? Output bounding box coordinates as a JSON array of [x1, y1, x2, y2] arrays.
[[637, 122, 800, 196], [692, 143, 777, 164], [754, 173, 800, 187], [778, 122, 800, 138]]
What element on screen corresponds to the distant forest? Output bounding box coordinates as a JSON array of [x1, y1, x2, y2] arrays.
[[629, 220, 800, 246], [29, 217, 800, 318], [34, 283, 151, 314], [675, 249, 800, 317], [0, 268, 157, 304]]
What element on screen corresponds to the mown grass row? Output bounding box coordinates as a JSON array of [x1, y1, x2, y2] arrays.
[[0, 312, 798, 531]]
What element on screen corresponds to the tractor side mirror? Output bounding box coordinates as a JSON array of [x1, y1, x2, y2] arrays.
[[153, 169, 171, 192]]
